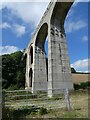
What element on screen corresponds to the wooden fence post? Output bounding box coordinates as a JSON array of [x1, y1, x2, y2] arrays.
[[2, 90, 5, 108]]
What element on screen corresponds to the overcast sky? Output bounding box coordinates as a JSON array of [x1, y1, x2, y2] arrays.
[[0, 0, 89, 72]]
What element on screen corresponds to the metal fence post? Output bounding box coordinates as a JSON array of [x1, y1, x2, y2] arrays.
[[65, 88, 70, 112]]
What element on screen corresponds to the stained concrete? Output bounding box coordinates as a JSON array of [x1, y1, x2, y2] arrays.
[[23, 1, 74, 97]]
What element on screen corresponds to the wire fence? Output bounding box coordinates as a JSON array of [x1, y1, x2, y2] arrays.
[[2, 88, 70, 111]]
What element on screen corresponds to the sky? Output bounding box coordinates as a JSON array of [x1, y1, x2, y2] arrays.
[[0, 0, 89, 72]]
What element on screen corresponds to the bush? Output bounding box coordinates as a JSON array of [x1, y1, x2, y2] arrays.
[[80, 83, 86, 89], [39, 107, 47, 115], [2, 106, 38, 119], [80, 82, 90, 89], [74, 82, 90, 90], [7, 84, 19, 90], [2, 107, 10, 120], [74, 84, 81, 90]]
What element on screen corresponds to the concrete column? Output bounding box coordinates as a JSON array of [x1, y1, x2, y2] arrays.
[[48, 24, 73, 97], [32, 46, 47, 93], [25, 53, 30, 89]]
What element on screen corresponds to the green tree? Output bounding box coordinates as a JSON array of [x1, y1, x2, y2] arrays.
[[2, 55, 16, 88], [2, 51, 26, 89], [71, 67, 76, 73]]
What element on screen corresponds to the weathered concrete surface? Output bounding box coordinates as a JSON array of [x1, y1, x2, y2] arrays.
[[23, 1, 74, 97]]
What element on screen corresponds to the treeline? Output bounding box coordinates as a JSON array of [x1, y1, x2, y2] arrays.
[[2, 51, 26, 90], [1, 51, 88, 90]]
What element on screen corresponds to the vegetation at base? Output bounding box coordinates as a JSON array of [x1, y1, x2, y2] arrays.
[[39, 107, 47, 115], [2, 106, 39, 120], [74, 81, 90, 90], [1, 50, 89, 90], [1, 51, 26, 90], [2, 106, 47, 119], [2, 90, 88, 119]]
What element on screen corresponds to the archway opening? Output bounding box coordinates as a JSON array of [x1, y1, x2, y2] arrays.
[[30, 46, 33, 64], [23, 53, 27, 88], [44, 36, 48, 81], [29, 68, 33, 87], [35, 23, 48, 81]]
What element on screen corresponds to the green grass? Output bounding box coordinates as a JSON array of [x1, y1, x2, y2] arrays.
[[26, 90, 89, 118], [3, 89, 89, 119]]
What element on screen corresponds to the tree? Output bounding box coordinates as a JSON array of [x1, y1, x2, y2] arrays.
[[71, 67, 76, 73], [2, 55, 16, 88], [2, 51, 26, 89]]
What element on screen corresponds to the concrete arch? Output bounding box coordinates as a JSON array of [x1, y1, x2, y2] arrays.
[[51, 2, 73, 33], [33, 23, 48, 92], [24, 1, 74, 95], [47, 2, 73, 97], [35, 23, 48, 52]]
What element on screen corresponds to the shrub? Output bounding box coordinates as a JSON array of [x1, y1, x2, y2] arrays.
[[2, 107, 10, 120], [80, 83, 86, 89], [74, 82, 90, 90], [2, 106, 38, 119], [39, 107, 47, 115], [74, 84, 81, 90]]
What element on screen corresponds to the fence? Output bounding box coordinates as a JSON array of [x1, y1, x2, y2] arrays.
[[2, 88, 70, 111]]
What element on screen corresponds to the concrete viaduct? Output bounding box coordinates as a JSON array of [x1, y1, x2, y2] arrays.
[[23, 0, 74, 97]]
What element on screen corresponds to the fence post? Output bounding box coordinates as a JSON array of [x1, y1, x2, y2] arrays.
[[2, 90, 5, 108], [65, 88, 70, 112]]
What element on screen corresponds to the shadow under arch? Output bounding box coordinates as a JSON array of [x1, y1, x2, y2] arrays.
[[35, 23, 48, 52], [51, 2, 73, 33], [30, 46, 33, 64], [29, 68, 33, 87], [35, 23, 48, 81], [33, 23, 48, 91]]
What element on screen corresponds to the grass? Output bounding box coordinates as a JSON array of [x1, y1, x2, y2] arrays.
[[26, 90, 89, 118], [3, 89, 89, 119]]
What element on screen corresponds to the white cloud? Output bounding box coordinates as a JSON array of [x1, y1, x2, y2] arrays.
[[71, 59, 90, 72], [82, 36, 88, 42], [0, 46, 20, 55], [72, 0, 89, 7], [74, 0, 89, 3], [0, 22, 11, 29], [2, 2, 49, 27], [0, 22, 26, 37], [65, 20, 87, 33], [13, 24, 26, 37]]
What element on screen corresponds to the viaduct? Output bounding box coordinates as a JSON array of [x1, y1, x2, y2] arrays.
[[23, 0, 74, 97]]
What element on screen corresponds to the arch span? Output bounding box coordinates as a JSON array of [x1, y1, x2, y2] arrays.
[[47, 2, 73, 97], [25, 1, 74, 96], [35, 23, 48, 52], [33, 23, 48, 92]]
